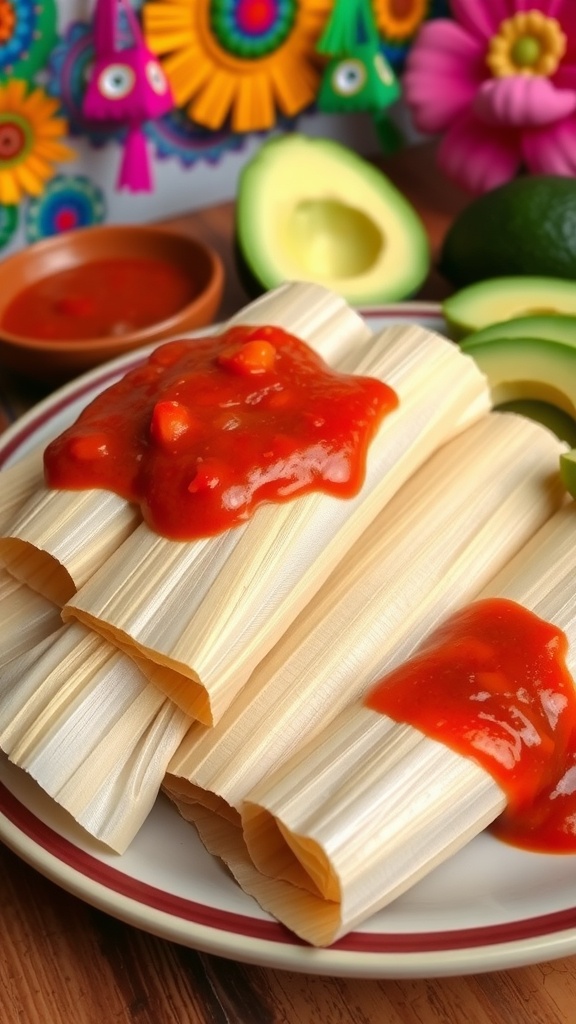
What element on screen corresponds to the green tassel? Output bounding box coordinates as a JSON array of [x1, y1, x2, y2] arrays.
[[317, 0, 380, 56], [373, 112, 405, 154]]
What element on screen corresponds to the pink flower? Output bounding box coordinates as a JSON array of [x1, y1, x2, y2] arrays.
[[403, 0, 576, 194]]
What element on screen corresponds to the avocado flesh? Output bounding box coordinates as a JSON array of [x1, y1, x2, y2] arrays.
[[459, 313, 576, 347], [443, 277, 576, 338], [236, 134, 430, 305], [460, 335, 576, 420]]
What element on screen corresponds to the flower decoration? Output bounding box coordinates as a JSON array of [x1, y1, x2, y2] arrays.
[[25, 174, 106, 242], [0, 0, 57, 82], [403, 0, 576, 194], [143, 0, 332, 132], [0, 79, 74, 206]]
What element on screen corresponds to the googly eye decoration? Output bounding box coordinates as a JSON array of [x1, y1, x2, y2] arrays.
[[97, 63, 136, 100], [331, 59, 367, 97], [145, 59, 168, 95]]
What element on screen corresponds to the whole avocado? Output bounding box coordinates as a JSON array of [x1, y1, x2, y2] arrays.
[[439, 175, 576, 288]]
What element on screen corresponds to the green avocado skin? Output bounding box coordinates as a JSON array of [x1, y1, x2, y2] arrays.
[[440, 176, 576, 288]]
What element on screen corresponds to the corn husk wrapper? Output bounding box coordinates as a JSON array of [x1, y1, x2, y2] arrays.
[[0, 282, 370, 847], [63, 317, 490, 725], [164, 411, 566, 815], [0, 488, 141, 606], [0, 447, 45, 531], [0, 282, 369, 606], [237, 503, 576, 946], [0, 618, 191, 851], [0, 567, 62, 668]]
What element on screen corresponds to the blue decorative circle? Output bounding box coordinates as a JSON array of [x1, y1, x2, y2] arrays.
[[25, 175, 106, 243], [210, 0, 297, 59], [145, 107, 245, 167]]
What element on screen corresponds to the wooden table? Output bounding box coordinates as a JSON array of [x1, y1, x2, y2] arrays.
[[1, 145, 576, 1024]]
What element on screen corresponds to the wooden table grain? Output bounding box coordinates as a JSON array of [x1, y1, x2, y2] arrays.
[[1, 144, 575, 1023]]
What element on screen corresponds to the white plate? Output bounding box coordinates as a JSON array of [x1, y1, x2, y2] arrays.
[[1, 303, 576, 980]]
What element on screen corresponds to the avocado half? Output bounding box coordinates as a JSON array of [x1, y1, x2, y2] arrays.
[[235, 134, 430, 305], [443, 277, 576, 339]]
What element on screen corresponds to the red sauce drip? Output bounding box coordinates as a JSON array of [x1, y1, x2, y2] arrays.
[[2, 258, 200, 341], [365, 598, 576, 853], [44, 324, 397, 540]]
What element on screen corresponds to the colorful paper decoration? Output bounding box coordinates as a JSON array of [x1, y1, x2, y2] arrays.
[[47, 20, 129, 145], [144, 107, 246, 168], [0, 0, 57, 82], [25, 173, 106, 242], [143, 0, 331, 133], [316, 0, 400, 113], [315, 0, 402, 151], [0, 79, 74, 206], [82, 0, 175, 191]]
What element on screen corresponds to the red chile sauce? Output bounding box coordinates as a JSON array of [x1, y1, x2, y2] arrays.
[[2, 258, 200, 341], [365, 598, 576, 854], [43, 324, 397, 540]]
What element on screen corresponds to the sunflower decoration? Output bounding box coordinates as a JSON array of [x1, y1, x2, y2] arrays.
[[0, 79, 75, 206], [143, 0, 333, 133]]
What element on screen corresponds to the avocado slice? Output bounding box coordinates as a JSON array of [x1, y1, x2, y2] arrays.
[[460, 334, 576, 419], [457, 313, 576, 347], [443, 277, 576, 339], [560, 449, 576, 498], [235, 134, 430, 305], [498, 399, 576, 446]]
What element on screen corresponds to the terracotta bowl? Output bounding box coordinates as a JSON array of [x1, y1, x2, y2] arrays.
[[0, 224, 225, 384]]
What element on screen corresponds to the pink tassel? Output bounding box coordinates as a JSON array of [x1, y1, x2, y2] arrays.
[[118, 124, 153, 192], [83, 0, 174, 192]]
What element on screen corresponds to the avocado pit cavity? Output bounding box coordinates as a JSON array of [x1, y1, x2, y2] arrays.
[[284, 199, 383, 281]]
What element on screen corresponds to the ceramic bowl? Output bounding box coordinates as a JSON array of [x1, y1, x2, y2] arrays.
[[0, 224, 225, 384]]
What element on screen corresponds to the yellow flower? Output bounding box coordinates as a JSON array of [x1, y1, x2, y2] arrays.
[[486, 10, 567, 79], [0, 79, 74, 206], [143, 0, 332, 133]]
